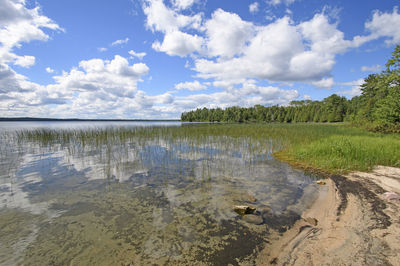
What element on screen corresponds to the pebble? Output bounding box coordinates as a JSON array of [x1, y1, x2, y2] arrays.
[[243, 214, 263, 225], [304, 217, 318, 226], [382, 192, 400, 201]]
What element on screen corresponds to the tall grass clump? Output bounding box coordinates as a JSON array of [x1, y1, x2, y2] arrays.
[[279, 133, 400, 174]]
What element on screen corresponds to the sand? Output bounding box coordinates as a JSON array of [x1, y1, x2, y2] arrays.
[[256, 166, 400, 265]]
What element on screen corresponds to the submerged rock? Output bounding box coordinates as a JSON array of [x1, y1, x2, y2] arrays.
[[233, 205, 256, 215], [243, 214, 263, 225], [316, 180, 326, 185], [235, 192, 257, 203], [247, 194, 257, 202], [259, 207, 272, 215]]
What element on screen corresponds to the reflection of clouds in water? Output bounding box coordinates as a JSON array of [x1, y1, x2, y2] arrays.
[[0, 152, 61, 216], [0, 182, 50, 215], [0, 151, 65, 265], [153, 142, 318, 223], [0, 127, 322, 265], [62, 141, 149, 182], [175, 149, 209, 161], [49, 136, 270, 186], [1, 134, 317, 220]]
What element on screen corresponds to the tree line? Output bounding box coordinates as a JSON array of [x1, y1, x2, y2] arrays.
[[181, 45, 400, 133]]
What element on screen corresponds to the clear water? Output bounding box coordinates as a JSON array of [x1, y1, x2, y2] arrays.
[[0, 122, 319, 265]]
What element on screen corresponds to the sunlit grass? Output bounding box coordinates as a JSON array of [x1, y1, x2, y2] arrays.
[[282, 135, 400, 173]]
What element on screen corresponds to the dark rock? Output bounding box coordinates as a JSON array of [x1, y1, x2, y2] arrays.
[[279, 226, 288, 233], [243, 214, 263, 225], [233, 205, 256, 215]]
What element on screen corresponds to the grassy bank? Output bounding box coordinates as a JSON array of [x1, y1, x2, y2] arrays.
[[180, 123, 400, 174], [275, 132, 400, 174], [10, 123, 400, 174]]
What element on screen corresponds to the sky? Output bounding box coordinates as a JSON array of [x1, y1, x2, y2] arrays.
[[0, 0, 399, 119]]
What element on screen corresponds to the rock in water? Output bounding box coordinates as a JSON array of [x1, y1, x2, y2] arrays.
[[236, 192, 257, 202], [304, 217, 318, 226], [243, 214, 263, 225], [233, 205, 256, 215], [316, 180, 326, 185]]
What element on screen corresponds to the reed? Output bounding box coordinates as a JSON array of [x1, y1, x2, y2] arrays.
[[8, 123, 400, 174]]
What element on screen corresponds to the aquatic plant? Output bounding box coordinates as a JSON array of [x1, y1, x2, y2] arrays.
[[7, 123, 400, 173]]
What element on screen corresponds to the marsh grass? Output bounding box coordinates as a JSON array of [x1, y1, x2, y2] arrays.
[[282, 135, 400, 173], [9, 123, 400, 174]]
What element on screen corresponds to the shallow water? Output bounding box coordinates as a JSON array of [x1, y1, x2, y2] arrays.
[[0, 122, 319, 265]]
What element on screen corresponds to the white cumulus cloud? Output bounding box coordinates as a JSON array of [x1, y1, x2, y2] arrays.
[[205, 9, 254, 58], [128, 50, 147, 60], [175, 80, 207, 91], [143, 0, 202, 33], [365, 7, 400, 45], [174, 81, 299, 111], [0, 0, 62, 69], [171, 0, 198, 10], [141, 1, 399, 96], [152, 30, 203, 57], [339, 78, 365, 97], [249, 2, 259, 14], [14, 55, 35, 68], [54, 55, 149, 97], [311, 77, 335, 89]]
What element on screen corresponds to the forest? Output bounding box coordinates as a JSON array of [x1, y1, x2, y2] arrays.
[[181, 46, 400, 133]]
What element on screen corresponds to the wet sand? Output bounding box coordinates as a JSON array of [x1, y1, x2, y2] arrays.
[[256, 166, 400, 265]]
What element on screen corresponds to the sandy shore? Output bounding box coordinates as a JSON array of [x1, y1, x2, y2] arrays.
[[256, 166, 400, 265]]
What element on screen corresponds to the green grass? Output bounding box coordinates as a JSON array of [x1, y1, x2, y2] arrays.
[[8, 122, 400, 174], [283, 134, 400, 173]]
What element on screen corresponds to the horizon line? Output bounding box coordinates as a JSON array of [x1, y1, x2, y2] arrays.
[[0, 117, 181, 122]]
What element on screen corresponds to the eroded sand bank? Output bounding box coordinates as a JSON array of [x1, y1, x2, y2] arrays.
[[257, 166, 400, 265]]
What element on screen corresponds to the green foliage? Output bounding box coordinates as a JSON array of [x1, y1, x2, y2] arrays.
[[181, 94, 349, 124], [373, 86, 400, 125], [352, 45, 400, 132]]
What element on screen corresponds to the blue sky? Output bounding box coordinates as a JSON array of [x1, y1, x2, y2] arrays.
[[1, 0, 399, 119]]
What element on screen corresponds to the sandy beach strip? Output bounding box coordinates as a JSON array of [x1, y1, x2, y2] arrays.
[[256, 166, 400, 265]]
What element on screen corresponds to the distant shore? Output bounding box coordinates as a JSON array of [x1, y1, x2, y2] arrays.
[[0, 117, 180, 122], [257, 166, 400, 265]]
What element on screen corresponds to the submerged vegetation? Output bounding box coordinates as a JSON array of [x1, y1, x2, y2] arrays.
[[181, 45, 400, 133], [10, 123, 400, 174]]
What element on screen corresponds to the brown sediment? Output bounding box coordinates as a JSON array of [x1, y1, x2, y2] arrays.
[[256, 166, 400, 265]]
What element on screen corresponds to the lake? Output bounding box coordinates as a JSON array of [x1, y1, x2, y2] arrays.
[[0, 121, 320, 265]]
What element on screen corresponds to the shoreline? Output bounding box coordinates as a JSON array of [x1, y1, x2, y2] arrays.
[[255, 166, 400, 265]]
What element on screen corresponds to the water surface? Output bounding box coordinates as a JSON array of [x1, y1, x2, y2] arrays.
[[0, 121, 319, 265]]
